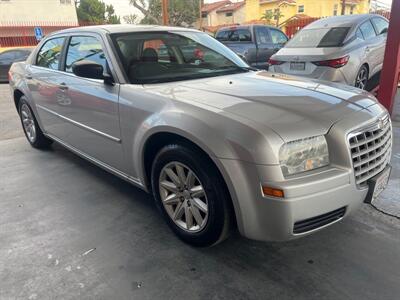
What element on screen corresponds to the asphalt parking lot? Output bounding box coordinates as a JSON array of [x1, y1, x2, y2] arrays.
[[0, 83, 399, 300]]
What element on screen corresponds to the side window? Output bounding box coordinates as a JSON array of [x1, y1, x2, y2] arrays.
[[359, 21, 377, 40], [270, 29, 288, 44], [65, 36, 107, 73], [36, 37, 65, 69], [356, 28, 364, 40], [255, 27, 272, 44], [237, 29, 252, 42], [371, 18, 389, 35], [216, 30, 229, 41]]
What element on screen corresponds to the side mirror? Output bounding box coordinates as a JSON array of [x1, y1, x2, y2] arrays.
[[72, 60, 105, 80], [237, 53, 248, 63]]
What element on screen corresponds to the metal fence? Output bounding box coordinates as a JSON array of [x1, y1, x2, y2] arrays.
[[0, 21, 81, 48]]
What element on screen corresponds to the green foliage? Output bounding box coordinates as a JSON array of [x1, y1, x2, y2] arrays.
[[130, 0, 200, 26], [123, 14, 139, 24], [77, 0, 120, 25]]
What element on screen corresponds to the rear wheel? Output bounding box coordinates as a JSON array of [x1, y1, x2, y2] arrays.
[[18, 97, 52, 149], [355, 65, 368, 90], [151, 143, 232, 247]]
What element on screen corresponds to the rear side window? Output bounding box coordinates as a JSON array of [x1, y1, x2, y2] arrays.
[[36, 37, 65, 69], [359, 21, 376, 40], [371, 17, 389, 35], [216, 29, 251, 42], [65, 36, 107, 73], [269, 29, 288, 44], [286, 27, 349, 48], [356, 28, 364, 40]]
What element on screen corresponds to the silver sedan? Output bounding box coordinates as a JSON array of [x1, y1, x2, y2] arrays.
[[269, 14, 388, 90], [9, 25, 392, 247]]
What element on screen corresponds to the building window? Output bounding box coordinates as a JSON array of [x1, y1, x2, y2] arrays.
[[298, 5, 304, 13], [201, 12, 207, 18], [225, 12, 233, 17], [333, 4, 338, 15], [350, 6, 354, 14], [60, 0, 72, 4]]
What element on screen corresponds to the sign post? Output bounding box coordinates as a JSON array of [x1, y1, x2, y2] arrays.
[[34, 27, 43, 41]]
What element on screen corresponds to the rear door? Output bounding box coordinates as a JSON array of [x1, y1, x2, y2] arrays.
[[254, 26, 275, 69], [215, 28, 256, 65], [359, 20, 380, 75], [371, 17, 389, 72]]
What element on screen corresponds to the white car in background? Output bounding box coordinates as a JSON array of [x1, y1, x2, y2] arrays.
[[269, 14, 388, 90]]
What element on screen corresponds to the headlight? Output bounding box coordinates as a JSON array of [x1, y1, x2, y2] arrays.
[[279, 135, 329, 176]]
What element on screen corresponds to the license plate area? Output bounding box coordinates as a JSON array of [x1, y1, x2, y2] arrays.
[[290, 62, 305, 71], [364, 165, 391, 204]]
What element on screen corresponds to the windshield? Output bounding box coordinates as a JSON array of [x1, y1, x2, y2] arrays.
[[286, 27, 350, 48], [111, 31, 250, 84]]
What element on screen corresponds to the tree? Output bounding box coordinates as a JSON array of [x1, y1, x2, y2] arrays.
[[260, 10, 274, 25], [130, 0, 200, 26], [123, 14, 139, 24], [77, 0, 120, 25]]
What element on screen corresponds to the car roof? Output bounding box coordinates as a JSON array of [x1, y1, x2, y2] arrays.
[[306, 14, 385, 29], [217, 24, 279, 32], [49, 24, 201, 36]]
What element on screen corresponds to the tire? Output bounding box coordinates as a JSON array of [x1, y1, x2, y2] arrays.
[[355, 65, 369, 90], [18, 96, 52, 149], [151, 143, 232, 247]]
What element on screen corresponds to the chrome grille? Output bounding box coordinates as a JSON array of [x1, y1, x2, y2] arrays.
[[348, 115, 392, 186]]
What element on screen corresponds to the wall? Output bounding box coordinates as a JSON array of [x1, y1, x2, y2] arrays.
[[246, 0, 370, 24], [0, 0, 78, 25], [216, 6, 246, 25]]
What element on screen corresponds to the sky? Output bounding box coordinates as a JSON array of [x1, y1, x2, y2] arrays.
[[103, 0, 394, 24]]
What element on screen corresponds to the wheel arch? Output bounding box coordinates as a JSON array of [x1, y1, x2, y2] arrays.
[[140, 130, 240, 229], [13, 89, 25, 111]]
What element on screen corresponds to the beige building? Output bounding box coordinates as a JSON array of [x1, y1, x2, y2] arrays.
[[201, 0, 245, 28], [0, 0, 78, 26]]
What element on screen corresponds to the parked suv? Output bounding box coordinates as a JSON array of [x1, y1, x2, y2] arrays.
[[9, 25, 392, 247], [269, 14, 388, 89], [216, 25, 288, 69]]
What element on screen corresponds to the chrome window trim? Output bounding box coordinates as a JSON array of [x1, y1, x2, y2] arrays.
[[36, 104, 121, 143]]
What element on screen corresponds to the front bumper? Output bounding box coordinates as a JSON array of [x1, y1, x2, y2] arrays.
[[220, 159, 367, 241]]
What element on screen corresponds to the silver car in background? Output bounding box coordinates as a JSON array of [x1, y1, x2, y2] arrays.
[[9, 25, 392, 247], [269, 14, 388, 89]]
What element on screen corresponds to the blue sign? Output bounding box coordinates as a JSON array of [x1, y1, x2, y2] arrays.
[[34, 27, 43, 41]]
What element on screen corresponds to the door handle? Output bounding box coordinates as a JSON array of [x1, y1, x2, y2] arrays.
[[365, 47, 370, 53], [25, 74, 32, 80]]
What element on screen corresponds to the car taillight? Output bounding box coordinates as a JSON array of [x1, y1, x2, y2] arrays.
[[312, 56, 349, 68], [268, 59, 284, 65]]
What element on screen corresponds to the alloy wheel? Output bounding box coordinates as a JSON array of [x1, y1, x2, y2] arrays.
[[355, 68, 368, 90], [21, 103, 36, 143], [159, 162, 208, 232]]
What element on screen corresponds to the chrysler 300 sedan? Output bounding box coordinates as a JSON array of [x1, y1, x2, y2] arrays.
[[9, 25, 392, 247]]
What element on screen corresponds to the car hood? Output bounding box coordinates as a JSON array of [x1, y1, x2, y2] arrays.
[[143, 71, 377, 141]]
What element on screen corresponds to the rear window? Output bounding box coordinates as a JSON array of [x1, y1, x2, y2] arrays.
[[286, 27, 350, 48], [216, 29, 251, 42]]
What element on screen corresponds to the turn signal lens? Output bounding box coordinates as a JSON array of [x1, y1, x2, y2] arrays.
[[262, 186, 284, 198], [268, 58, 284, 65], [312, 55, 349, 68]]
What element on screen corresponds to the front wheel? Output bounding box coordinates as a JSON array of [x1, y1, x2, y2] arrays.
[[355, 65, 369, 90], [151, 143, 232, 247]]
